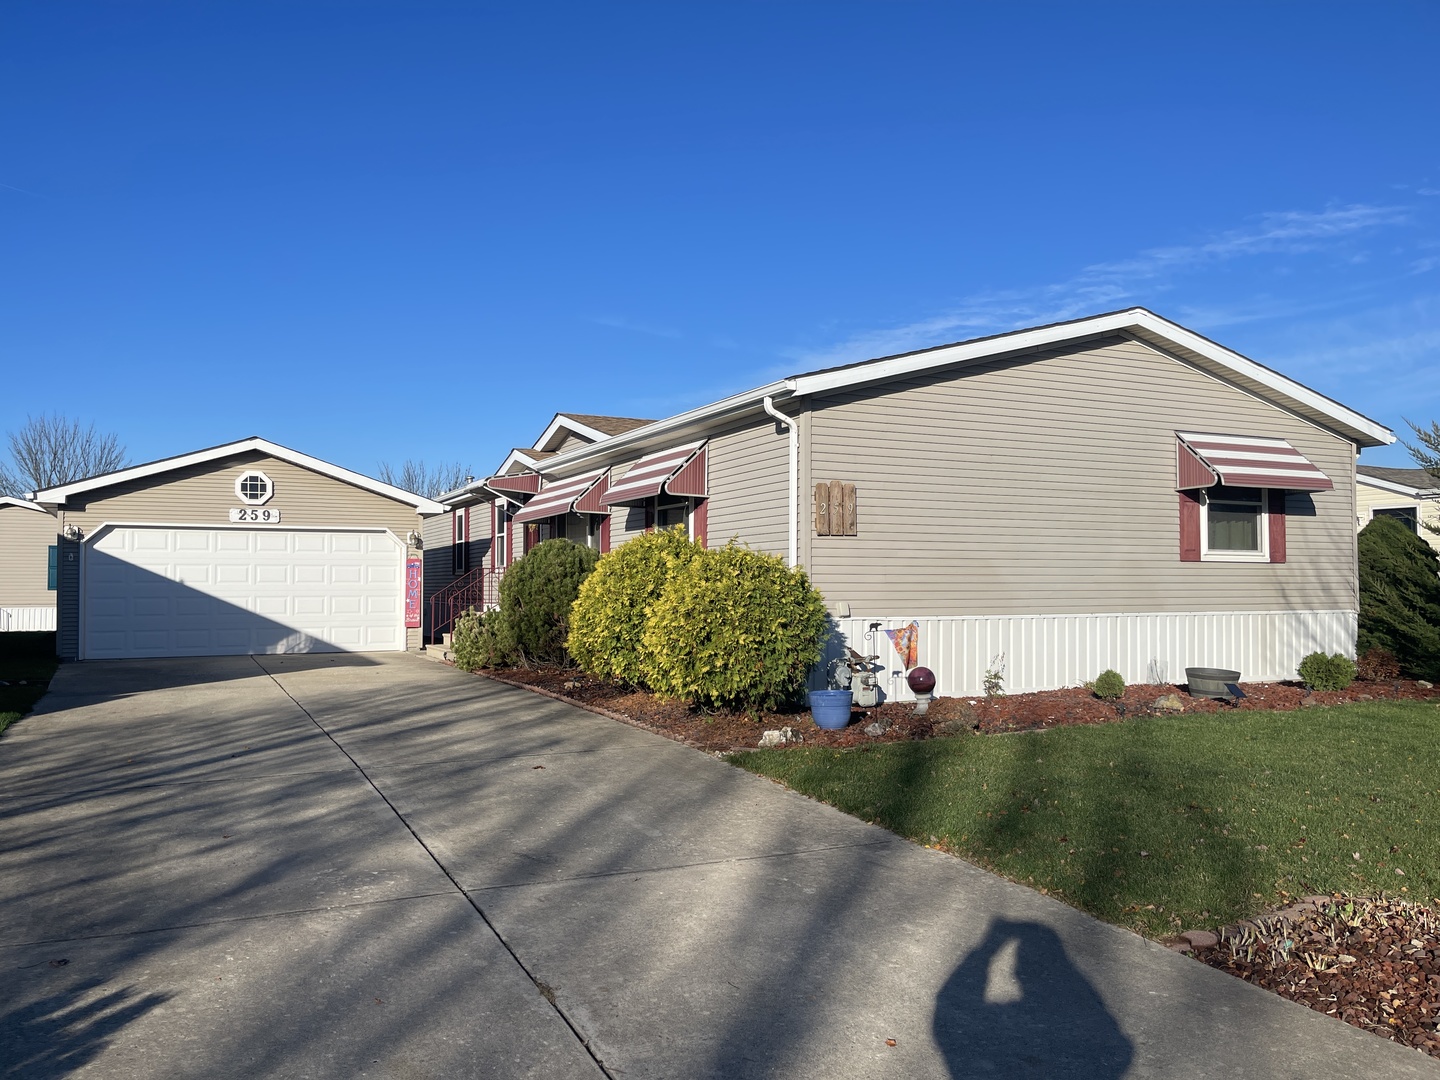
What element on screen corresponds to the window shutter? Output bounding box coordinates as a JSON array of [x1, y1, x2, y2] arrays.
[[48, 545, 58, 591], [599, 513, 611, 554], [692, 498, 708, 548], [1179, 491, 1201, 561], [814, 483, 831, 535], [1268, 490, 1286, 563]]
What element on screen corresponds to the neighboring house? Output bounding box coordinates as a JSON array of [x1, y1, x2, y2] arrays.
[[0, 497, 58, 632], [30, 437, 444, 660], [1356, 466, 1440, 552], [432, 308, 1392, 699]]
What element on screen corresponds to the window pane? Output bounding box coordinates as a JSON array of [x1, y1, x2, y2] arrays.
[[1209, 505, 1260, 550]]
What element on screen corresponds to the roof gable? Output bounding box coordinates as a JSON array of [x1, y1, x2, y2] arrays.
[[30, 437, 445, 514], [0, 496, 50, 514]]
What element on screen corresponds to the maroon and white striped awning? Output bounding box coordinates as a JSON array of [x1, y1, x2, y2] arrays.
[[512, 471, 607, 524], [1176, 432, 1333, 492], [604, 442, 707, 505]]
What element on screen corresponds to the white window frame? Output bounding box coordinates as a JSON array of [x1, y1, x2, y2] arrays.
[[1199, 486, 1269, 562], [452, 507, 467, 574], [234, 470, 274, 506]]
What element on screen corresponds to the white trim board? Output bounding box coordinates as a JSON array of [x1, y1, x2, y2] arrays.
[[31, 437, 445, 515], [0, 496, 51, 514]]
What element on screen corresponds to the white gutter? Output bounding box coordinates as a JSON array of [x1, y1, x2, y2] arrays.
[[762, 396, 799, 567]]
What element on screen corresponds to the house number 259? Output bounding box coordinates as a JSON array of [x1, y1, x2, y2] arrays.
[[229, 507, 282, 523]]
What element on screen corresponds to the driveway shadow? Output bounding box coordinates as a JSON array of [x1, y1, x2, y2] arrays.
[[933, 918, 1133, 1079], [0, 976, 171, 1079]]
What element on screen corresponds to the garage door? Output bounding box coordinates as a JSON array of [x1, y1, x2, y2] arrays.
[[83, 526, 404, 659]]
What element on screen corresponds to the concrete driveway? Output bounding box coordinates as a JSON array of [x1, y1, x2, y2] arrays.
[[1, 654, 1433, 1079]]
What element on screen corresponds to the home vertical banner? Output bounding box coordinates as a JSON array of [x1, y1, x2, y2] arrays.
[[405, 555, 422, 628]]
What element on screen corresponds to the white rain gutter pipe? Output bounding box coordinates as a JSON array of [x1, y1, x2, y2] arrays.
[[762, 395, 798, 567]]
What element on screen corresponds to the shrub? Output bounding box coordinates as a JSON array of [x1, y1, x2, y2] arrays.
[[1092, 669, 1125, 700], [496, 538, 599, 665], [1357, 515, 1440, 681], [983, 654, 1006, 698], [450, 607, 515, 671], [640, 542, 829, 711], [1356, 646, 1401, 682], [567, 526, 703, 684], [1297, 651, 1357, 692]]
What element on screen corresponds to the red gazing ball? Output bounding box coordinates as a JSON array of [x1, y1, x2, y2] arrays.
[[907, 667, 936, 693]]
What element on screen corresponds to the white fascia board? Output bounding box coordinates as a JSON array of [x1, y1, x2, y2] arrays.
[[532, 414, 609, 452], [539, 380, 792, 478], [497, 448, 544, 474], [31, 437, 446, 515], [1357, 474, 1439, 499], [786, 308, 1394, 448], [0, 496, 51, 514]]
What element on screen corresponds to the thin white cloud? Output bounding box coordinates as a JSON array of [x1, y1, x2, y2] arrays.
[[787, 204, 1411, 368], [588, 314, 683, 340]]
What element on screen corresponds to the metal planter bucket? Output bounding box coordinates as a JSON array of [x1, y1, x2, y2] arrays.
[[1186, 667, 1241, 700]]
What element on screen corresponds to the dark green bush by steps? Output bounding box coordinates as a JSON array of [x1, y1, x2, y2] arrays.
[[567, 526, 703, 684], [1297, 651, 1357, 692], [496, 538, 599, 665], [1092, 669, 1125, 700], [641, 542, 829, 711], [1357, 515, 1440, 681]]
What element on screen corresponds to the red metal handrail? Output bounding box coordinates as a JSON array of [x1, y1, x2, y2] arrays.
[[428, 565, 504, 642]]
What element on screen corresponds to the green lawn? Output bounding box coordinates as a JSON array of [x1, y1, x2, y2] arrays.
[[729, 702, 1440, 938], [0, 631, 58, 737]]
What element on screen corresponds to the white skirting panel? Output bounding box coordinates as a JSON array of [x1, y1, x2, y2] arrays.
[[0, 606, 57, 632], [815, 609, 1357, 702]]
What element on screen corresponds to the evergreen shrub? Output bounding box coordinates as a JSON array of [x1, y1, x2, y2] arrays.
[[1092, 669, 1125, 700], [566, 526, 703, 684], [1297, 652, 1357, 692], [497, 538, 599, 664], [450, 608, 515, 671], [1357, 515, 1440, 681], [640, 542, 829, 711]]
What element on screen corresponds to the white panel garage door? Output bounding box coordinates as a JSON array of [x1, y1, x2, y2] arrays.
[[84, 526, 404, 659]]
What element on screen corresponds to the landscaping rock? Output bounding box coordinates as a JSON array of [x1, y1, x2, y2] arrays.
[[1181, 929, 1219, 950], [1152, 693, 1185, 713], [863, 717, 893, 737], [1420, 680, 1435, 690], [758, 727, 800, 748]]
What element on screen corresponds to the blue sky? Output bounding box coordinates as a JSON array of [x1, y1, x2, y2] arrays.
[[3, 1, 1438, 480]]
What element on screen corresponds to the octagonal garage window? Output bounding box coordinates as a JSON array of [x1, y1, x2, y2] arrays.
[[235, 470, 274, 505]]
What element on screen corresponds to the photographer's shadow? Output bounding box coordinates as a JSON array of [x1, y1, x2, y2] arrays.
[[934, 919, 1134, 1079]]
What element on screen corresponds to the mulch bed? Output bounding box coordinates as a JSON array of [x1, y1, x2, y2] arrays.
[[1178, 896, 1440, 1058], [477, 664, 1440, 753]]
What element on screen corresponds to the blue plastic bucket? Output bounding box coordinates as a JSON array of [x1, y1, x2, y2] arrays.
[[808, 689, 854, 730]]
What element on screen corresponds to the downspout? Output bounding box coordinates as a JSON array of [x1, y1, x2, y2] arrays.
[[762, 396, 798, 567]]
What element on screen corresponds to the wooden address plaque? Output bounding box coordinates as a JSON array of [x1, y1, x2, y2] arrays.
[[814, 481, 857, 536]]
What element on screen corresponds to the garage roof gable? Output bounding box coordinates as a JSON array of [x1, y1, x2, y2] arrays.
[[30, 436, 446, 514]]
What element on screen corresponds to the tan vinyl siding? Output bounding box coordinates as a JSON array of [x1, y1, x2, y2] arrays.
[[0, 506, 58, 608], [556, 433, 593, 453], [808, 335, 1358, 616], [605, 462, 650, 546], [1356, 482, 1440, 552], [58, 451, 428, 650], [705, 417, 789, 556]]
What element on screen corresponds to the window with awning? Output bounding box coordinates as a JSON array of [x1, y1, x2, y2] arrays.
[[512, 471, 608, 524], [604, 442, 707, 505], [1175, 432, 1332, 491]]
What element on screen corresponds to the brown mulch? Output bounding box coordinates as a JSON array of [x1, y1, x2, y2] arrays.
[[478, 664, 1440, 752], [1180, 896, 1440, 1058]]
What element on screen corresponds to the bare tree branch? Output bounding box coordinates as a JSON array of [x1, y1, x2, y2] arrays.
[[377, 459, 474, 500], [0, 414, 129, 496], [1403, 419, 1440, 536]]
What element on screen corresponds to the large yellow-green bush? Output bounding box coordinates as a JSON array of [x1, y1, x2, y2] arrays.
[[566, 526, 703, 684], [641, 542, 828, 710]]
